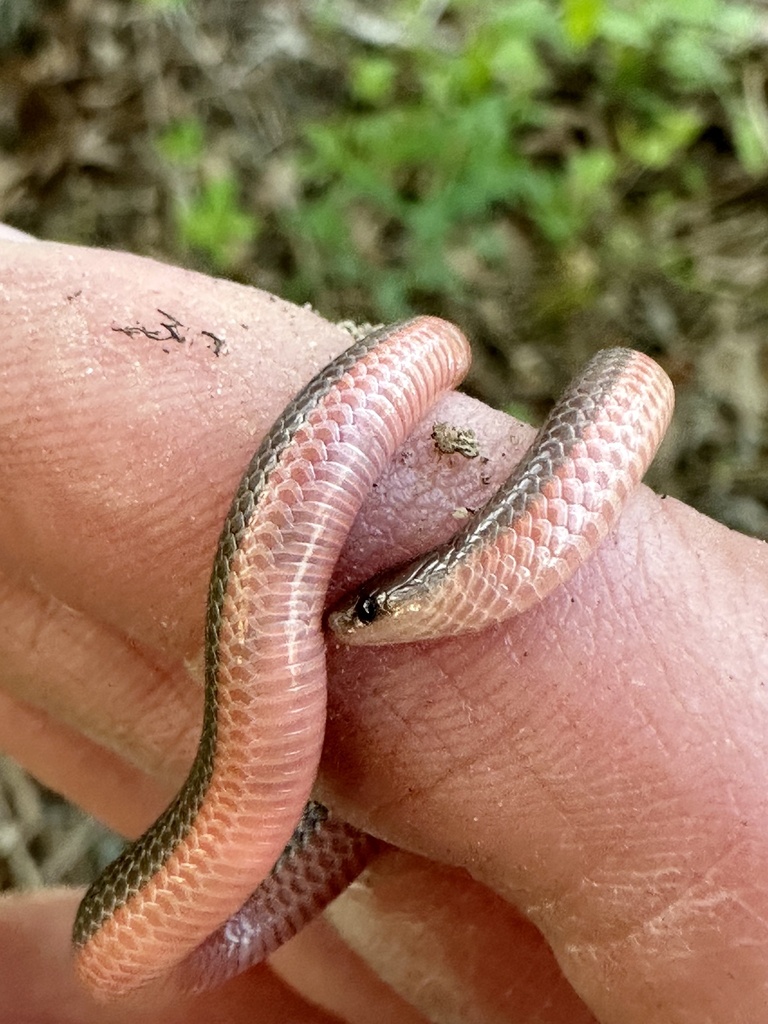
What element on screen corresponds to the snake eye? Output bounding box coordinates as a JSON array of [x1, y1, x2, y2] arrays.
[[355, 595, 380, 624]]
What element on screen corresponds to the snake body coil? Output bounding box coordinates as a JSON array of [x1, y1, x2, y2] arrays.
[[73, 317, 673, 997]]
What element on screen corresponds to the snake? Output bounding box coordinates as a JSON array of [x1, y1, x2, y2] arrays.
[[72, 316, 674, 997]]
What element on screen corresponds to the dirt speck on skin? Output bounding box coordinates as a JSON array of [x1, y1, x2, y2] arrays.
[[432, 422, 481, 459]]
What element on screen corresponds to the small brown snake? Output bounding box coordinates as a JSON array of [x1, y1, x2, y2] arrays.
[[72, 316, 674, 997]]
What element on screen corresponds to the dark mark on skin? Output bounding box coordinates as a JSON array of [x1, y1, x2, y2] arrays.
[[112, 309, 229, 356], [201, 330, 227, 356], [157, 309, 184, 342], [431, 422, 481, 459]]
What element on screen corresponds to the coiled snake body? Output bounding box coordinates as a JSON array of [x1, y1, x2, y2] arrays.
[[73, 317, 674, 997]]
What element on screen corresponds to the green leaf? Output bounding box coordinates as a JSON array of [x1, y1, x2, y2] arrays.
[[729, 102, 768, 175], [567, 148, 617, 204], [660, 31, 728, 91], [177, 176, 260, 270], [562, 0, 603, 46], [350, 57, 397, 106], [618, 107, 703, 169], [156, 119, 205, 167]]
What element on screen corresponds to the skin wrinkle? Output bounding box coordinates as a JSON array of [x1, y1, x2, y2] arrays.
[[0, 690, 172, 838], [327, 629, 589, 883], [554, 727, 730, 881], [629, 837, 761, 936], [375, 661, 565, 829], [573, 845, 768, 991], [552, 826, 768, 965], [0, 576, 198, 787], [369, 719, 516, 836], [560, 829, 739, 936]]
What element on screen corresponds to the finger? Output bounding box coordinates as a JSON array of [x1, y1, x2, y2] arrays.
[[271, 903, 432, 1024], [0, 572, 195, 804], [310, 852, 599, 1024], [321, 482, 768, 1022], [0, 887, 430, 1024], [0, 223, 34, 241], [0, 689, 168, 836]]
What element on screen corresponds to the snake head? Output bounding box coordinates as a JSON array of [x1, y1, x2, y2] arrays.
[[327, 551, 446, 645], [327, 587, 391, 644]]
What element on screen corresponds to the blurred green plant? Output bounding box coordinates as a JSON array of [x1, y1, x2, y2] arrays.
[[157, 119, 260, 272], [283, 0, 764, 319], [156, 118, 204, 167], [138, 0, 188, 10], [176, 175, 260, 272]]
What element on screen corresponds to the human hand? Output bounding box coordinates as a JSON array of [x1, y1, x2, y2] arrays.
[[0, 232, 766, 1024]]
